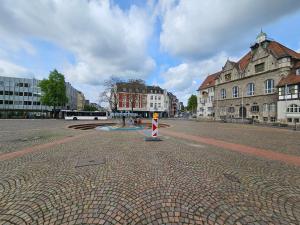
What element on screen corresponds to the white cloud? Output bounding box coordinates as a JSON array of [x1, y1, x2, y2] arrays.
[[0, 0, 155, 86], [159, 0, 300, 60], [160, 52, 236, 104], [0, 59, 30, 77]]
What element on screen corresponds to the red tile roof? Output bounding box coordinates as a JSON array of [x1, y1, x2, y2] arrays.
[[268, 41, 300, 59], [237, 51, 252, 71], [278, 74, 300, 86], [198, 72, 220, 90]]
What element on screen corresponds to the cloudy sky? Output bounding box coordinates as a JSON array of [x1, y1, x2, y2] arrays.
[[1, 0, 300, 104]]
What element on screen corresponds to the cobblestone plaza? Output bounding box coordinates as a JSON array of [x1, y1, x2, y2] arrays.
[[0, 119, 299, 225]]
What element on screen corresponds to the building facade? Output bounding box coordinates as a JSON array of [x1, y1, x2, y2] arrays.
[[0, 76, 52, 118], [77, 91, 85, 110], [115, 82, 177, 118], [116, 82, 148, 117], [277, 62, 300, 124], [167, 92, 178, 117], [147, 86, 168, 118], [197, 72, 219, 118], [213, 32, 300, 123], [65, 82, 78, 110]]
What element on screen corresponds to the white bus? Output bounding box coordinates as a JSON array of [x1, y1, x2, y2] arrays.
[[63, 110, 108, 120]]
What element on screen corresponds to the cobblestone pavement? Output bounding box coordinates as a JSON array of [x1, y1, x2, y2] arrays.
[[0, 119, 299, 225]]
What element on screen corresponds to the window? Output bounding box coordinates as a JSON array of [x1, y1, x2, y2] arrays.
[[122, 88, 126, 92], [24, 92, 28, 96], [158, 103, 161, 108], [0, 100, 3, 104], [0, 81, 4, 86], [150, 95, 153, 100], [225, 74, 231, 81], [263, 117, 268, 122], [221, 89, 226, 99], [269, 103, 276, 112], [251, 105, 259, 113], [296, 68, 300, 75], [155, 96, 157, 100], [295, 118, 299, 123], [4, 100, 13, 105], [19, 92, 23, 96], [150, 103, 153, 107], [232, 86, 239, 98], [287, 118, 293, 122], [158, 96, 161, 100], [255, 63, 265, 73], [0, 91, 3, 95], [287, 104, 299, 113], [228, 107, 235, 113], [265, 79, 274, 94], [270, 117, 276, 122], [24, 83, 29, 87], [5, 91, 13, 95], [247, 83, 255, 96], [263, 103, 269, 112]]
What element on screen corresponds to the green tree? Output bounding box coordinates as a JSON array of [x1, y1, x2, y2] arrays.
[[187, 94, 197, 113], [39, 69, 68, 117], [84, 104, 98, 111]]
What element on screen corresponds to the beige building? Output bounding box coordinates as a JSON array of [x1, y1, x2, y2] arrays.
[[77, 91, 85, 110], [213, 31, 300, 123]]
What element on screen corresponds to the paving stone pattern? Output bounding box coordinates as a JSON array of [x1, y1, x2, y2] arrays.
[[0, 119, 299, 225]]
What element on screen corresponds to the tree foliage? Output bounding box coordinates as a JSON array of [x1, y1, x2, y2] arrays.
[[39, 69, 68, 111], [187, 94, 197, 113], [84, 104, 98, 111]]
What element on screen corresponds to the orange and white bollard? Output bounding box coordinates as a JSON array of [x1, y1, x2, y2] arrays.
[[152, 114, 158, 137], [145, 112, 161, 141]]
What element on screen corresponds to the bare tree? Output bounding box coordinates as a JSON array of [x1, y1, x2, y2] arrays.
[[99, 77, 122, 113]]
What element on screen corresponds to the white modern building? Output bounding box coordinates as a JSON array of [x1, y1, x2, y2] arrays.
[[197, 72, 219, 118], [0, 76, 52, 118]]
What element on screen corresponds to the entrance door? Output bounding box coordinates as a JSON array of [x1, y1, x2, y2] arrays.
[[239, 106, 246, 118]]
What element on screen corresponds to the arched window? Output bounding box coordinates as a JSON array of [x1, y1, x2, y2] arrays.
[[265, 79, 275, 94], [287, 104, 299, 113], [221, 89, 226, 99], [232, 86, 239, 98], [247, 83, 255, 96]]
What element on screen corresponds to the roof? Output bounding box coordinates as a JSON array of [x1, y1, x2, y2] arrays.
[[198, 72, 220, 90], [237, 51, 252, 71], [268, 41, 300, 59], [278, 74, 300, 86], [202, 39, 300, 84], [277, 61, 300, 86]]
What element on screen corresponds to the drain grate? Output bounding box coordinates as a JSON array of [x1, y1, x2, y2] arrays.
[[223, 173, 241, 183], [75, 159, 106, 168]]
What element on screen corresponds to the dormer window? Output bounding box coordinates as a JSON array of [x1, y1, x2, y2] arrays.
[[225, 74, 231, 81], [255, 63, 265, 73]]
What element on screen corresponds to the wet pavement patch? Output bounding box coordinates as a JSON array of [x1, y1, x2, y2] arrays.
[[19, 136, 42, 142], [75, 158, 106, 168], [223, 173, 241, 183]]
